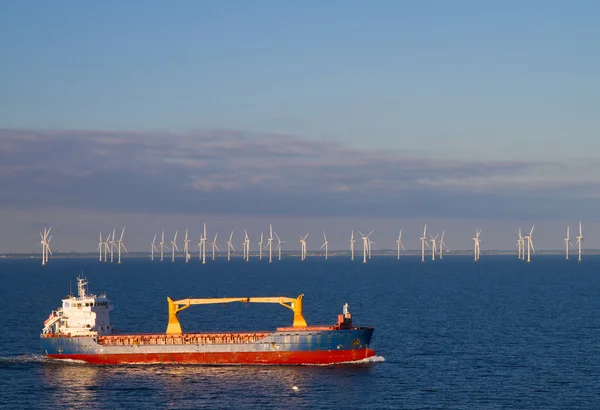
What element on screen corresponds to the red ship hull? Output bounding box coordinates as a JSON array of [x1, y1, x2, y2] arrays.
[[47, 348, 375, 365]]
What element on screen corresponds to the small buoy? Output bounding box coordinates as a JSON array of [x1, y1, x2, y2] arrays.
[[292, 386, 299, 391]]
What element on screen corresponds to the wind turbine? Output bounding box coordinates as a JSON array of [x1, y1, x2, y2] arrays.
[[45, 231, 53, 264], [524, 226, 534, 263], [517, 229, 524, 260], [40, 229, 47, 265], [300, 233, 309, 261], [198, 235, 202, 260], [473, 229, 482, 261], [576, 221, 583, 262], [268, 224, 274, 263], [40, 227, 51, 266], [97, 232, 103, 262], [420, 224, 428, 263], [321, 231, 329, 259], [183, 228, 191, 263], [109, 228, 116, 263], [150, 234, 158, 261], [367, 236, 374, 259], [564, 226, 573, 260], [258, 232, 264, 260], [103, 232, 111, 262], [244, 230, 250, 262], [201, 223, 208, 265], [357, 230, 373, 264], [117, 227, 127, 264], [396, 230, 405, 260], [171, 231, 178, 262], [430, 233, 438, 261], [211, 232, 219, 260], [159, 231, 167, 262], [242, 230, 247, 260], [438, 231, 447, 259], [275, 232, 284, 260], [226, 231, 235, 261], [350, 230, 356, 261]]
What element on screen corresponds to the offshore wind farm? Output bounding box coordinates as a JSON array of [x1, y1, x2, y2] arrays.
[[13, 221, 596, 265]]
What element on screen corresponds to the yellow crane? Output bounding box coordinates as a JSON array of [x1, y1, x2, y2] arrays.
[[166, 294, 307, 334]]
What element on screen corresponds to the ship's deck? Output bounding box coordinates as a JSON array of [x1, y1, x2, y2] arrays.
[[98, 332, 272, 346]]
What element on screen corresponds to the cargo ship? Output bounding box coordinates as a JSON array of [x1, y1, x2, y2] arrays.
[[40, 277, 375, 365]]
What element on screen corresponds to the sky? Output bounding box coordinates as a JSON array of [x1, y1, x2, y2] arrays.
[[1, 1, 599, 252]]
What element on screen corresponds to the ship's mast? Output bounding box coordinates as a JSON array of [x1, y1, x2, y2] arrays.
[[77, 276, 88, 298]]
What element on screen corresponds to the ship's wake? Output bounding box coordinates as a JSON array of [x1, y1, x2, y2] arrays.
[[344, 355, 385, 364], [302, 355, 385, 366], [0, 355, 87, 365], [0, 354, 49, 364]]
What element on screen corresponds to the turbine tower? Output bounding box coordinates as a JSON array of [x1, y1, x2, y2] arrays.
[[420, 224, 428, 263], [438, 231, 447, 259], [198, 235, 202, 260], [171, 231, 178, 262], [517, 229, 524, 260], [268, 224, 274, 263], [473, 229, 482, 261], [357, 230, 373, 264], [367, 236, 374, 260], [244, 230, 250, 262], [183, 228, 191, 263], [564, 225, 573, 260], [97, 232, 103, 262], [45, 233, 52, 264], [201, 223, 208, 265], [211, 233, 219, 261], [300, 233, 309, 261], [150, 234, 158, 261], [104, 232, 110, 262], [576, 221, 583, 262], [430, 233, 438, 261], [320, 231, 329, 259], [226, 231, 235, 261], [109, 228, 116, 263], [350, 230, 356, 261], [40, 227, 51, 266], [242, 230, 247, 261], [275, 232, 284, 260], [524, 226, 535, 263], [103, 232, 110, 262], [159, 231, 167, 262], [117, 227, 127, 264], [396, 230, 405, 260], [259, 232, 264, 260]]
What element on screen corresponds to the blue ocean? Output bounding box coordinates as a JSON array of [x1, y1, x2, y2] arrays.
[[1, 255, 599, 409]]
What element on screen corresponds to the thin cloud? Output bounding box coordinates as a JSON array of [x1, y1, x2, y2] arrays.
[[0, 128, 597, 219]]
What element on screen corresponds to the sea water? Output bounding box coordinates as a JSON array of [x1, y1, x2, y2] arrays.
[[1, 255, 599, 408]]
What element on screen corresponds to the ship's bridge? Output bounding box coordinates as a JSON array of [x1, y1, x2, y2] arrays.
[[42, 276, 114, 337]]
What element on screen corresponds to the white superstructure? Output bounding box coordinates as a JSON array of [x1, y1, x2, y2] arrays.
[[42, 276, 113, 337]]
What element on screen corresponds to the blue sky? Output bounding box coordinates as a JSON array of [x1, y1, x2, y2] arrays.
[[1, 1, 599, 252]]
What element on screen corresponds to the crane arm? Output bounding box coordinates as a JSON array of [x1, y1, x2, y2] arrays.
[[166, 294, 307, 334]]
